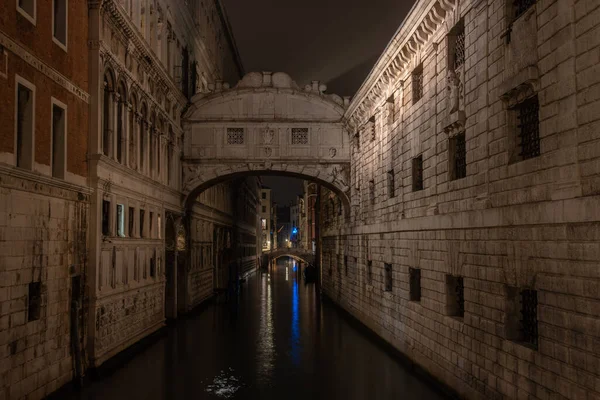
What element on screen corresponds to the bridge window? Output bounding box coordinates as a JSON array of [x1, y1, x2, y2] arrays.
[[226, 127, 245, 145], [291, 128, 309, 145], [446, 275, 465, 318], [409, 268, 421, 301], [384, 263, 393, 292]]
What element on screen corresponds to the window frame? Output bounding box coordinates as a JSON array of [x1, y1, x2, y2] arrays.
[[50, 97, 67, 179], [52, 0, 68, 52], [15, 75, 36, 170], [17, 0, 36, 25]]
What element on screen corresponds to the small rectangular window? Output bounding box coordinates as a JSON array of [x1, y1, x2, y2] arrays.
[[515, 95, 540, 161], [102, 200, 110, 236], [384, 263, 392, 292], [17, 0, 36, 24], [450, 133, 467, 180], [116, 204, 125, 237], [16, 79, 35, 170], [387, 169, 395, 198], [446, 275, 465, 318], [291, 128, 309, 145], [412, 155, 424, 191], [139, 209, 145, 238], [51, 101, 66, 179], [412, 64, 424, 104], [52, 0, 67, 49], [128, 207, 135, 236], [226, 128, 244, 144], [409, 268, 421, 301], [28, 281, 41, 322]]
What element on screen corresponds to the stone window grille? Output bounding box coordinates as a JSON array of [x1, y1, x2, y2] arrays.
[[452, 21, 465, 71], [291, 128, 309, 145], [387, 169, 395, 198], [412, 64, 424, 104], [369, 179, 375, 205], [116, 204, 125, 237], [128, 207, 135, 236], [520, 289, 538, 348], [447, 275, 465, 318], [226, 127, 245, 145], [412, 155, 424, 191], [514, 0, 536, 20], [28, 282, 41, 322], [102, 200, 111, 236], [409, 268, 421, 301], [515, 95, 540, 161], [450, 133, 467, 180], [384, 263, 393, 292]]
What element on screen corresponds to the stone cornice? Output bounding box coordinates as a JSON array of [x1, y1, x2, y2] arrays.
[[345, 0, 457, 132]]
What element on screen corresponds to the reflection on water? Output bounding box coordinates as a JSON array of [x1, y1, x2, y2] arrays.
[[60, 260, 449, 400]]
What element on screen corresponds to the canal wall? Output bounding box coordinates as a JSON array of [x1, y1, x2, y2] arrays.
[[322, 0, 600, 398]]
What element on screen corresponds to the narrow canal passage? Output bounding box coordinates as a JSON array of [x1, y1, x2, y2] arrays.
[[64, 260, 448, 400]]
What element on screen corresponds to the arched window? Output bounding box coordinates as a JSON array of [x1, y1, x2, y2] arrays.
[[116, 82, 127, 164], [102, 72, 115, 157], [129, 93, 137, 169], [139, 103, 147, 171]]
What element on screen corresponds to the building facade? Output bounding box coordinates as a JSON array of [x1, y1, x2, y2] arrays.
[[259, 186, 272, 251], [321, 0, 600, 398], [86, 0, 243, 372], [0, 1, 90, 398]]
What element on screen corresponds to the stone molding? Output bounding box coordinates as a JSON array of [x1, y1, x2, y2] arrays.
[[499, 66, 540, 108], [345, 0, 457, 130], [0, 31, 89, 103]]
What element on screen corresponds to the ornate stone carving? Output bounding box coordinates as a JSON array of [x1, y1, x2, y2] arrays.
[[262, 128, 275, 145], [329, 147, 337, 158], [446, 70, 460, 114]]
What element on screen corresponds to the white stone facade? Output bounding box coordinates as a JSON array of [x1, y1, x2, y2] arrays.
[[322, 0, 600, 399]]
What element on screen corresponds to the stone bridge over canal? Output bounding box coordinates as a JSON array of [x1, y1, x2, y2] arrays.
[[263, 247, 316, 266], [182, 71, 352, 212]]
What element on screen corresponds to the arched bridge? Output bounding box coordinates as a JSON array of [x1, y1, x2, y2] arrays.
[[182, 71, 351, 214], [263, 247, 316, 265]]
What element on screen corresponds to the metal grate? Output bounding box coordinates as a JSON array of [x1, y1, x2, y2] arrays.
[[454, 28, 466, 70], [412, 156, 424, 191], [454, 133, 467, 179], [384, 263, 393, 292], [409, 268, 421, 301], [455, 277, 465, 317], [291, 128, 309, 145], [514, 0, 536, 20], [520, 289, 538, 349], [412, 67, 424, 104], [516, 96, 540, 160], [226, 128, 245, 145]]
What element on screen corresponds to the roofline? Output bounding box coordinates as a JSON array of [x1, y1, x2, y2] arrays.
[[214, 0, 245, 79]]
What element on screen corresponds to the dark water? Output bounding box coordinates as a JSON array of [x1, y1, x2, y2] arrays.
[[64, 260, 448, 400]]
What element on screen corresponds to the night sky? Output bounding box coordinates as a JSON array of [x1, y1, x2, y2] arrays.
[[222, 0, 415, 203]]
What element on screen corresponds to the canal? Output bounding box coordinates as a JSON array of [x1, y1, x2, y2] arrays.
[[61, 260, 448, 399]]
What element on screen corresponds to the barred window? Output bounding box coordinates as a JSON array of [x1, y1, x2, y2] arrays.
[[384, 263, 393, 292], [387, 169, 395, 198], [291, 128, 309, 145], [450, 133, 467, 180], [447, 275, 465, 318], [520, 289, 538, 349], [226, 128, 245, 145], [412, 155, 423, 191], [412, 64, 424, 104], [409, 268, 421, 301], [515, 96, 540, 161], [514, 0, 536, 20], [453, 22, 465, 70]]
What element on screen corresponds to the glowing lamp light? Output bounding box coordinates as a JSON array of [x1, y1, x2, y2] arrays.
[[292, 227, 298, 234]]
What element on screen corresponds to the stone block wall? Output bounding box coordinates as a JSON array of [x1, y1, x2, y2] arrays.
[[323, 0, 600, 398]]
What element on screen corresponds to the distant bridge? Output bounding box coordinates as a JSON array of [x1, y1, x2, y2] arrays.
[[263, 247, 315, 265]]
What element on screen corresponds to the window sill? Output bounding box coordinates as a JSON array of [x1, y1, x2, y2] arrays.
[[17, 7, 36, 26], [52, 37, 68, 53]]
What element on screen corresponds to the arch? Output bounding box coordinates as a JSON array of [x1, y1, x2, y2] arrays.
[[102, 67, 116, 157], [182, 165, 351, 219]]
